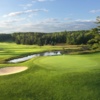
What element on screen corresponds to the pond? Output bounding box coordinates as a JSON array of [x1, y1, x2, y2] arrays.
[[8, 51, 62, 63]]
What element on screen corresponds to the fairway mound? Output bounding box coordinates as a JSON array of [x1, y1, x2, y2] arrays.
[[0, 66, 28, 76]]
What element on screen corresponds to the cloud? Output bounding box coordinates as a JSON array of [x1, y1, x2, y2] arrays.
[[3, 9, 48, 17], [40, 18, 60, 24], [75, 19, 95, 22], [3, 18, 25, 23], [0, 18, 97, 33], [3, 12, 24, 17], [0, 18, 25, 28], [90, 9, 100, 13], [64, 18, 72, 21], [18, 21, 97, 32]]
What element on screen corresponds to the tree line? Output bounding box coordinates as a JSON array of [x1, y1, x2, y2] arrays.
[[12, 30, 89, 45], [12, 29, 100, 49], [0, 34, 13, 42], [0, 29, 100, 49]]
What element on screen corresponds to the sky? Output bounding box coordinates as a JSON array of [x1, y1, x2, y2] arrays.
[[0, 0, 100, 33]]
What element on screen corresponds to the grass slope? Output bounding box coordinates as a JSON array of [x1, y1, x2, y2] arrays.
[[0, 51, 100, 100]]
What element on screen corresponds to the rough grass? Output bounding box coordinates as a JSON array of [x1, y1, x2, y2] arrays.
[[0, 43, 100, 100]]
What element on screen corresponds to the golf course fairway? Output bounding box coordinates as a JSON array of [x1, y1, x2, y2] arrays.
[[34, 55, 99, 72], [0, 51, 100, 100]]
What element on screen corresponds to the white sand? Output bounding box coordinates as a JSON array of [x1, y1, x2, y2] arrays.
[[0, 66, 28, 76]]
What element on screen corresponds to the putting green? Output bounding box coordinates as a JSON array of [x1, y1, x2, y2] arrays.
[[34, 55, 99, 72]]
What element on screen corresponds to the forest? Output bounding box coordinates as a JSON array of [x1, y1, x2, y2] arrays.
[[0, 28, 100, 50]]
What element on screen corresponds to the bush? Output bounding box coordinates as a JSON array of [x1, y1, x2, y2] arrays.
[[92, 43, 99, 49]]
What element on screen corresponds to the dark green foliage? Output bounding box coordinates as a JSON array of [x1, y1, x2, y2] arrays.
[[92, 43, 99, 49], [0, 29, 99, 50], [0, 34, 13, 42], [87, 28, 100, 49], [12, 30, 89, 45], [96, 16, 100, 34]]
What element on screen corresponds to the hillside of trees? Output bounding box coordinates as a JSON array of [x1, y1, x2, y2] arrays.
[[0, 28, 99, 50], [12, 29, 100, 49], [12, 30, 89, 45]]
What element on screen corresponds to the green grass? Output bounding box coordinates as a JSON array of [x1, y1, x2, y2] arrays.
[[0, 42, 62, 63], [0, 43, 100, 100], [0, 42, 82, 63], [34, 55, 99, 72]]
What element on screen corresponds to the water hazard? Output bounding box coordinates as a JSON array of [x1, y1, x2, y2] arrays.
[[8, 51, 61, 63]]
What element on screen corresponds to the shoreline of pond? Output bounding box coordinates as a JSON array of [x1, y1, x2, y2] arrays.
[[7, 50, 62, 63]]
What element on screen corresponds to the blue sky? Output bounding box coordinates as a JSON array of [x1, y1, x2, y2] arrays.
[[0, 0, 100, 33]]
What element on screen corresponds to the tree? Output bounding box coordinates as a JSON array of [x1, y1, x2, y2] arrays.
[[87, 17, 100, 49], [96, 16, 100, 33]]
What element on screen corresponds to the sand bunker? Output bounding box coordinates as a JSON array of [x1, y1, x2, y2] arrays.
[[0, 66, 28, 76]]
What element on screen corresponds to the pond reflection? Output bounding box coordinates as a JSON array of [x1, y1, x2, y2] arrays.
[[8, 51, 61, 63]]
